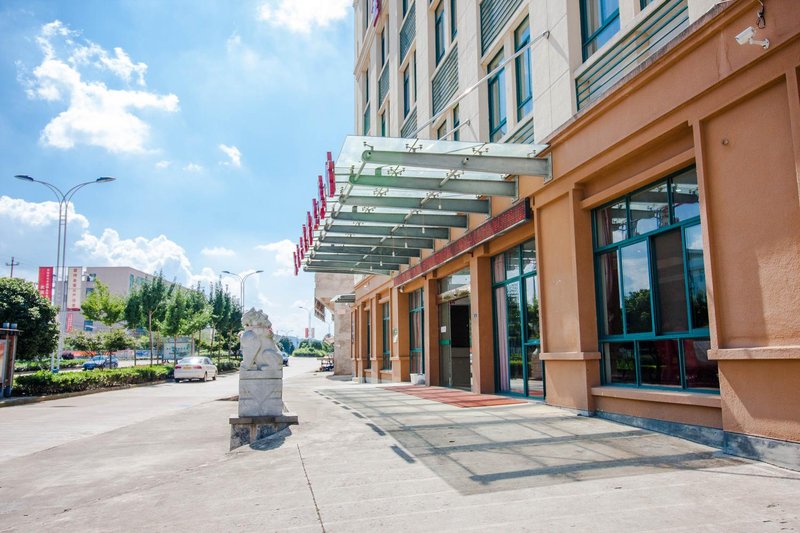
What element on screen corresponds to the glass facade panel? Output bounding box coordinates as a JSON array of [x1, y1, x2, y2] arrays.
[[581, 0, 620, 58], [506, 282, 524, 395], [599, 251, 623, 336], [435, 2, 445, 64], [621, 240, 652, 333], [604, 342, 636, 384], [682, 339, 718, 389], [514, 17, 532, 120], [672, 169, 700, 222], [594, 166, 714, 391], [596, 200, 627, 246], [522, 240, 536, 274], [409, 289, 424, 374], [653, 229, 688, 332], [639, 339, 680, 387], [525, 275, 539, 341], [685, 224, 709, 329], [452, 104, 460, 141], [630, 182, 669, 237], [527, 345, 543, 397], [505, 246, 520, 280], [494, 285, 510, 392], [382, 303, 391, 370], [403, 68, 411, 117], [366, 309, 371, 369], [488, 51, 506, 142], [492, 254, 505, 283]]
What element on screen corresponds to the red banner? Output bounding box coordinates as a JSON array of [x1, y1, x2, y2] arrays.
[[37, 267, 53, 301], [66, 312, 74, 333], [326, 152, 335, 197]]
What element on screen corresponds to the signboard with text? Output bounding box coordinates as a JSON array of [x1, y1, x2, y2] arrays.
[[37, 267, 53, 301], [67, 266, 83, 310], [314, 298, 326, 322]]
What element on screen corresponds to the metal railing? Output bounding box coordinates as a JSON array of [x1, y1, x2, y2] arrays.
[[576, 0, 689, 110]]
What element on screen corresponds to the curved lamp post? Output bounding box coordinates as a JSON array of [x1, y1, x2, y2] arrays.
[[13, 174, 116, 372], [221, 270, 263, 310], [298, 305, 313, 339]]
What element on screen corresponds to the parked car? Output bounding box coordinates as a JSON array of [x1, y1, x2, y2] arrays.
[[174, 357, 218, 382], [61, 351, 75, 360], [82, 355, 119, 370], [281, 352, 289, 366]]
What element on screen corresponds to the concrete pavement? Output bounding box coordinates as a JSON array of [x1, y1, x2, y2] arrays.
[[1, 358, 798, 532]]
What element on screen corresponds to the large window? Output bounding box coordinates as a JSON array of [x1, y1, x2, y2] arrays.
[[449, 0, 457, 39], [514, 17, 532, 120], [452, 104, 460, 141], [363, 69, 370, 135], [436, 120, 447, 139], [593, 167, 718, 391], [581, 0, 620, 59], [493, 240, 542, 398], [380, 29, 387, 67], [487, 51, 506, 142], [382, 303, 391, 370], [409, 288, 425, 374], [380, 109, 387, 136], [434, 1, 445, 64]]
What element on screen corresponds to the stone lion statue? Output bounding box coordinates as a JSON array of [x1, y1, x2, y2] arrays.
[[240, 308, 282, 370]]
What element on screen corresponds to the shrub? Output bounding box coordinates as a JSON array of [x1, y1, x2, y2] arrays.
[[13, 365, 174, 397], [292, 348, 326, 357]]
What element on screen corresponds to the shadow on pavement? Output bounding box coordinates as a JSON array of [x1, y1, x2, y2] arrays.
[[249, 428, 293, 451], [323, 388, 749, 495]]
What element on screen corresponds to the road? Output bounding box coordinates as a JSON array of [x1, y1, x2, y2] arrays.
[[0, 356, 321, 462]]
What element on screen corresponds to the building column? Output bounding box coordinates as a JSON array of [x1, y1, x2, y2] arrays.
[[356, 306, 368, 383], [422, 277, 440, 386], [369, 297, 380, 383], [469, 254, 495, 394], [392, 286, 410, 382]]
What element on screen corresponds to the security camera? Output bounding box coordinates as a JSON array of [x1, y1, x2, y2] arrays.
[[735, 26, 755, 45], [735, 26, 769, 49]]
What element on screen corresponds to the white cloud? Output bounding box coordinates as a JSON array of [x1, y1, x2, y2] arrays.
[[255, 239, 295, 276], [21, 20, 179, 154], [155, 160, 171, 169], [201, 246, 236, 257], [183, 163, 203, 172], [75, 228, 193, 279], [0, 195, 90, 230], [218, 144, 242, 168], [257, 0, 351, 33]]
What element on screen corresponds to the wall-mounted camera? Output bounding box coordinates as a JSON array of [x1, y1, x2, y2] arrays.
[[735, 26, 769, 49]]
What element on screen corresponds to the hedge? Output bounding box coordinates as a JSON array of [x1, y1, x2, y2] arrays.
[[13, 366, 174, 396], [292, 348, 328, 357], [15, 359, 87, 373]]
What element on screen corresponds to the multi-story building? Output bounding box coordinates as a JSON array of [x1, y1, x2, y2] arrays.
[[300, 0, 800, 470]]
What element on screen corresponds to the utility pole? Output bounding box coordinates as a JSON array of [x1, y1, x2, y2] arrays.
[[5, 257, 19, 278]]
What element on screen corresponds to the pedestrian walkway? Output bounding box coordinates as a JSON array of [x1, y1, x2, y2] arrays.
[[383, 385, 527, 407], [1, 367, 798, 532]]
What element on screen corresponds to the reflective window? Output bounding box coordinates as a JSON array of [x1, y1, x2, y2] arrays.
[[382, 303, 391, 370], [514, 17, 533, 120], [593, 166, 715, 391], [488, 51, 507, 142], [522, 240, 536, 274], [409, 289, 425, 374], [581, 0, 620, 59], [403, 67, 411, 117], [452, 104, 460, 141], [505, 245, 520, 280], [434, 2, 445, 64]]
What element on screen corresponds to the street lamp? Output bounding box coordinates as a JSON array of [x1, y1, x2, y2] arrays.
[[13, 174, 116, 373], [298, 305, 313, 339], [221, 270, 263, 309]]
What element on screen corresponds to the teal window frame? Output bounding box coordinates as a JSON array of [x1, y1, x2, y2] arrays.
[[403, 0, 409, 17], [436, 120, 447, 139], [409, 288, 425, 374], [592, 166, 717, 392], [382, 303, 391, 370], [640, 0, 655, 7], [434, 1, 445, 64], [403, 67, 411, 117], [380, 110, 387, 137], [488, 50, 506, 142], [492, 240, 543, 398], [363, 69, 370, 134], [449, 0, 457, 40], [363, 104, 370, 135], [580, 0, 621, 60], [452, 104, 460, 141], [380, 29, 387, 67], [514, 17, 533, 120]]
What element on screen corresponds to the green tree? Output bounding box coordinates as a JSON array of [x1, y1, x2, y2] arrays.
[[277, 336, 294, 355], [125, 273, 173, 366], [65, 331, 102, 356], [100, 328, 133, 355], [161, 288, 187, 365], [0, 278, 58, 361], [81, 280, 125, 328], [183, 284, 212, 356]]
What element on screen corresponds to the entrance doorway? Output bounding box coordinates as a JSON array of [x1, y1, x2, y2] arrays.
[[439, 297, 472, 389], [438, 269, 472, 389]]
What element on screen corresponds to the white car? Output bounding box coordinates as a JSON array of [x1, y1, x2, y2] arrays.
[[174, 357, 218, 382]]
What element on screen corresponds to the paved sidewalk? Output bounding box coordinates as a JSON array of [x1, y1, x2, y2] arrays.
[[1, 367, 798, 532]]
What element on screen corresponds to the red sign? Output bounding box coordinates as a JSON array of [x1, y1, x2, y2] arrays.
[[37, 267, 53, 301], [394, 202, 532, 286], [326, 152, 335, 197], [66, 312, 74, 333]]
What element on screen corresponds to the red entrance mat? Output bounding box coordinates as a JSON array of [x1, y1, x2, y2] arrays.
[[383, 386, 526, 408]]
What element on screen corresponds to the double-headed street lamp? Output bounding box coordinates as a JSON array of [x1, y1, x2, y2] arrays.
[[221, 270, 263, 310], [13, 174, 116, 372]]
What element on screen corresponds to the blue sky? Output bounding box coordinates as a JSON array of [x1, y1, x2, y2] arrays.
[[0, 0, 354, 337]]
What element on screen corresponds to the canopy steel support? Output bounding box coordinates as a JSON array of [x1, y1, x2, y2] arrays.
[[362, 149, 551, 179]]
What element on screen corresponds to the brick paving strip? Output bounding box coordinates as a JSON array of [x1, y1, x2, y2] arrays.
[[383, 385, 527, 407]]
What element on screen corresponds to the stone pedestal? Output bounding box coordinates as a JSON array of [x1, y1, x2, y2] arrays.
[[229, 412, 298, 450], [238, 368, 283, 417]]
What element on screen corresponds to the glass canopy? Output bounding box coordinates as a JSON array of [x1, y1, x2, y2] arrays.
[[303, 135, 549, 275]]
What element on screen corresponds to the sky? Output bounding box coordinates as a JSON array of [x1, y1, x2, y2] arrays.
[[0, 0, 354, 338]]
